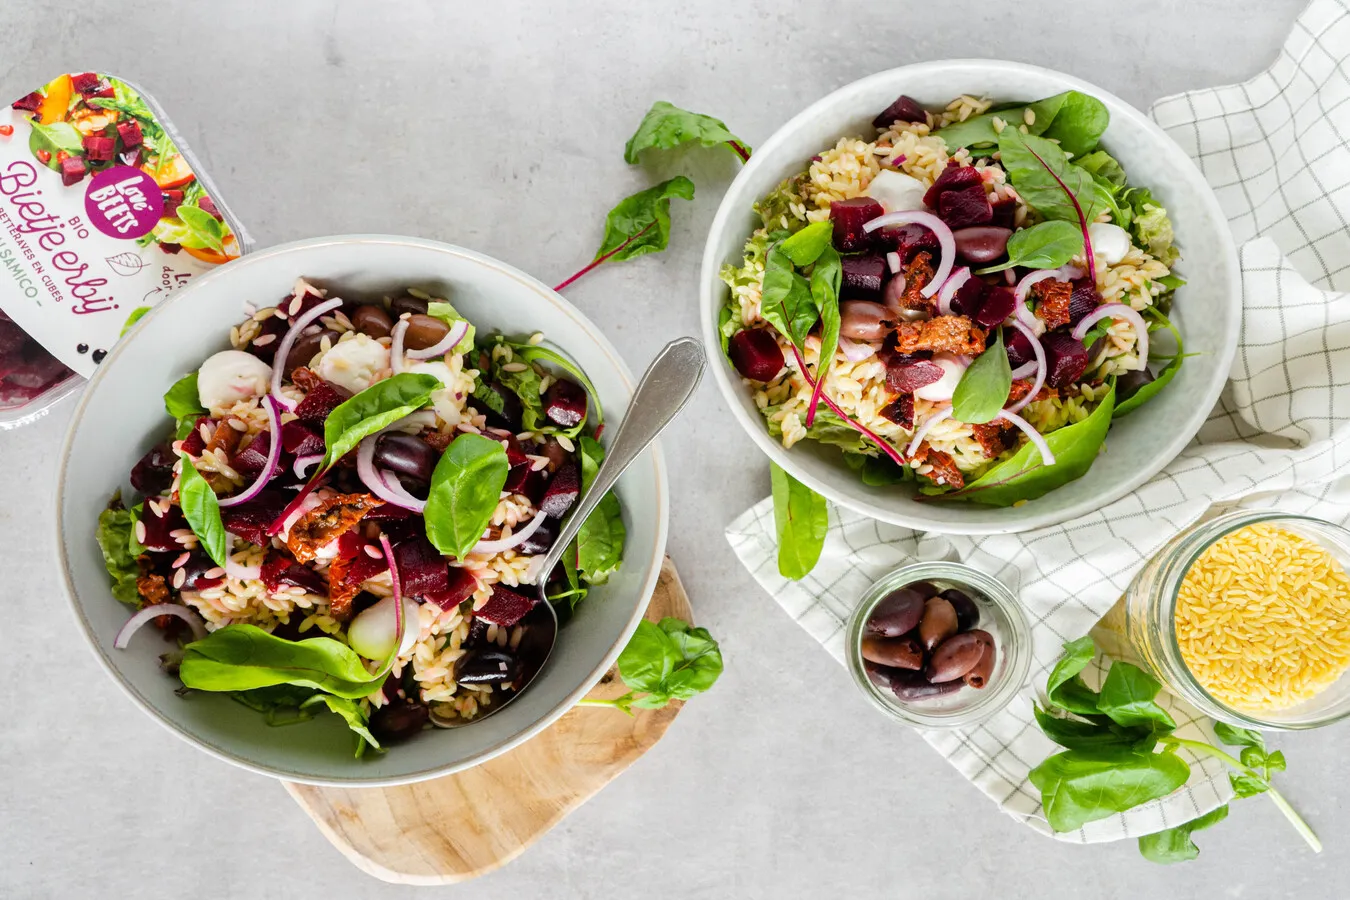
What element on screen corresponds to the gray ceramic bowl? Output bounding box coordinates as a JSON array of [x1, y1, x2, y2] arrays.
[[701, 60, 1240, 534], [56, 235, 668, 786]]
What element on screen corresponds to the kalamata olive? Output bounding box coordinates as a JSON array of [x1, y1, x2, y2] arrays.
[[285, 328, 339, 374], [918, 596, 959, 650], [374, 433, 437, 482], [1117, 366, 1156, 402], [861, 634, 923, 670], [866, 587, 925, 637], [952, 226, 1012, 264], [468, 381, 523, 431], [926, 631, 994, 683], [455, 648, 522, 685], [178, 551, 224, 591], [403, 314, 450, 351], [940, 588, 981, 632], [840, 300, 891, 341], [864, 661, 900, 690], [538, 437, 570, 472], [890, 669, 964, 702], [369, 700, 430, 744], [351, 304, 394, 339], [391, 294, 429, 317], [964, 639, 997, 689]]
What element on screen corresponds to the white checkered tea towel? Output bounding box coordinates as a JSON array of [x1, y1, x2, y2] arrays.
[[726, 0, 1350, 843]]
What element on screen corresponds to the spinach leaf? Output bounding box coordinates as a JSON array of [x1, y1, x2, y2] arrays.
[[1097, 662, 1176, 731], [301, 694, 382, 758], [1079, 321, 1112, 350], [321, 373, 442, 472], [575, 435, 626, 585], [952, 329, 1012, 424], [1040, 91, 1110, 157], [471, 380, 507, 418], [423, 432, 510, 559], [177, 205, 226, 253], [509, 340, 605, 428], [581, 617, 724, 713], [177, 454, 229, 568], [179, 625, 391, 698], [594, 176, 696, 264], [1138, 804, 1229, 864], [934, 91, 1105, 153], [997, 130, 1106, 225], [424, 301, 476, 354], [97, 494, 142, 605], [779, 221, 834, 267], [29, 121, 83, 170], [978, 220, 1083, 273], [770, 462, 828, 580], [1029, 748, 1191, 833], [759, 246, 818, 352], [548, 546, 588, 614], [939, 379, 1115, 506], [164, 373, 204, 419], [624, 101, 750, 164], [843, 451, 910, 486], [1034, 706, 1153, 753]]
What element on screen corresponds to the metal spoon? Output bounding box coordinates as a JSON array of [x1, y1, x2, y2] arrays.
[[430, 336, 706, 727]]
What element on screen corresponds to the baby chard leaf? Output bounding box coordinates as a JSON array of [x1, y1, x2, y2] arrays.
[[804, 246, 842, 425], [778, 220, 834, 267], [556, 176, 696, 291], [758, 246, 819, 352], [624, 101, 751, 164], [771, 462, 828, 580]]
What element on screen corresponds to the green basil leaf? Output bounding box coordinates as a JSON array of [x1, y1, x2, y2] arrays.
[[1033, 706, 1156, 753], [623, 101, 750, 164], [176, 205, 225, 253], [1138, 804, 1229, 864], [616, 619, 678, 694], [779, 221, 834, 267], [978, 220, 1083, 273], [180, 624, 389, 698], [1212, 721, 1265, 750], [300, 694, 382, 758], [593, 175, 696, 263], [1239, 746, 1267, 770], [759, 246, 818, 352], [1264, 749, 1287, 773], [423, 432, 510, 559], [424, 301, 476, 354], [97, 493, 142, 605], [937, 379, 1115, 506], [1097, 662, 1176, 732], [1040, 91, 1110, 157], [321, 373, 441, 471], [177, 454, 229, 568], [770, 462, 828, 580], [164, 373, 204, 420], [998, 129, 1107, 225], [657, 617, 724, 699], [1229, 772, 1270, 799], [1029, 748, 1191, 833], [952, 329, 1012, 424]]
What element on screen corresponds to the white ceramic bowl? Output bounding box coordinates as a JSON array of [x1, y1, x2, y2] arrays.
[[56, 235, 668, 786], [701, 60, 1240, 534]]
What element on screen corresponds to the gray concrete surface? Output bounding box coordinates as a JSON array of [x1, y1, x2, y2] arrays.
[[2, 1, 1338, 897]]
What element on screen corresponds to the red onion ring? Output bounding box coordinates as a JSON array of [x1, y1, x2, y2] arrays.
[[1014, 270, 1059, 332], [114, 604, 207, 649], [1010, 361, 1037, 380], [389, 318, 409, 376], [357, 430, 427, 511], [405, 319, 469, 361], [471, 508, 548, 555], [996, 408, 1056, 466], [1056, 263, 1086, 281], [293, 453, 324, 480], [1006, 320, 1046, 415], [217, 395, 283, 508], [377, 533, 406, 660], [1071, 303, 1149, 370], [906, 404, 953, 458], [269, 297, 343, 410], [863, 211, 953, 297], [837, 336, 877, 362], [937, 267, 971, 316]]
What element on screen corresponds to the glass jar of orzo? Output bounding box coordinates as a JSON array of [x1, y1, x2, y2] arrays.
[[1123, 510, 1350, 730]]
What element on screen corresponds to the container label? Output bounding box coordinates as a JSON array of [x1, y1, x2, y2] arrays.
[[0, 73, 245, 377]]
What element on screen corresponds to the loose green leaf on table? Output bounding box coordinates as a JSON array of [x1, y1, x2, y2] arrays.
[[179, 624, 391, 698], [1044, 636, 1105, 717], [1138, 804, 1230, 864], [770, 462, 828, 580], [321, 373, 443, 472], [1033, 706, 1152, 753], [177, 454, 229, 568], [978, 220, 1084, 273], [555, 176, 696, 291], [624, 100, 751, 163], [952, 329, 1012, 424], [97, 493, 142, 605], [423, 432, 510, 559]]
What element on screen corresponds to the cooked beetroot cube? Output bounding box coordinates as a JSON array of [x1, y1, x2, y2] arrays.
[[520, 467, 551, 507], [425, 567, 478, 610], [0, 317, 26, 356], [139, 501, 187, 553], [974, 286, 1017, 329], [280, 420, 324, 457], [1068, 278, 1102, 326], [116, 119, 143, 149], [937, 183, 993, 229], [880, 394, 915, 428], [220, 489, 292, 547], [871, 223, 940, 262], [392, 535, 451, 594], [886, 357, 944, 393], [543, 378, 587, 428], [179, 416, 214, 456], [540, 461, 580, 519], [130, 443, 177, 495], [89, 80, 115, 99], [1005, 327, 1036, 368], [293, 379, 352, 426], [518, 518, 558, 556], [82, 135, 115, 162], [842, 255, 887, 301], [331, 547, 388, 594], [161, 189, 184, 217], [922, 162, 984, 209], [60, 156, 88, 186], [950, 276, 989, 318], [830, 197, 885, 252], [504, 462, 531, 495], [231, 431, 273, 481], [70, 72, 102, 94], [1041, 332, 1090, 388], [476, 584, 537, 627], [11, 92, 42, 113], [729, 328, 785, 382], [989, 198, 1018, 229], [873, 94, 928, 128], [198, 195, 222, 220]]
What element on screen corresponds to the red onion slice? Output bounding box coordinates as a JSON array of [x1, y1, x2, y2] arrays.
[[472, 508, 547, 555], [863, 211, 953, 297], [357, 431, 427, 512], [269, 297, 344, 410], [937, 267, 971, 317], [1056, 263, 1086, 281], [837, 336, 877, 362], [217, 395, 283, 508], [906, 404, 953, 458], [405, 320, 469, 361], [1010, 361, 1037, 380], [389, 318, 409, 376], [1007, 320, 1046, 415], [377, 533, 406, 661], [114, 604, 207, 649], [1071, 303, 1149, 370], [293, 453, 324, 480], [1014, 270, 1059, 332], [996, 408, 1056, 466], [885, 251, 902, 275]]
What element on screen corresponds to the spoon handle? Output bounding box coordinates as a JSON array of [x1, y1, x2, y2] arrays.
[[536, 337, 705, 589]]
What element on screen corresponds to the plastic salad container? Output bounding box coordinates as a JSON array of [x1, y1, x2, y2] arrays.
[[0, 71, 252, 428]]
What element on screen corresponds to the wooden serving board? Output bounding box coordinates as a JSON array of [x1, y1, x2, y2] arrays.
[[285, 557, 693, 885]]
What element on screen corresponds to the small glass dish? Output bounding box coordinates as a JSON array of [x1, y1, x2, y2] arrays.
[[1124, 510, 1350, 730], [845, 562, 1031, 729]]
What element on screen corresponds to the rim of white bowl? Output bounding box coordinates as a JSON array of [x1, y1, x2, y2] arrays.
[[54, 234, 669, 786], [700, 58, 1240, 535]]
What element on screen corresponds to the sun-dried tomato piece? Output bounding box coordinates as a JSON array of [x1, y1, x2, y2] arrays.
[[136, 557, 170, 606], [204, 419, 243, 457], [899, 251, 936, 311], [912, 442, 965, 489], [286, 492, 384, 564], [892, 316, 986, 356], [971, 420, 1016, 459], [1033, 279, 1073, 330]]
